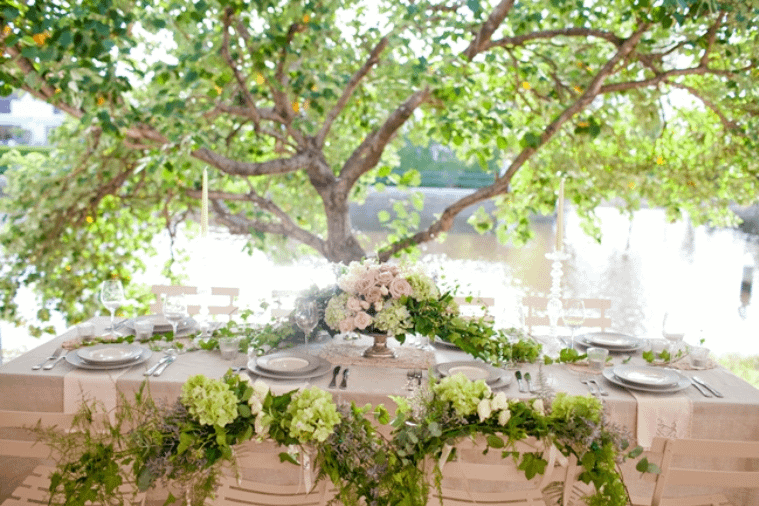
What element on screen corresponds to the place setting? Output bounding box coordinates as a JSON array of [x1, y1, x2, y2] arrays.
[[246, 350, 334, 382], [433, 360, 513, 390], [573, 331, 645, 353], [65, 343, 152, 370], [601, 364, 691, 394]]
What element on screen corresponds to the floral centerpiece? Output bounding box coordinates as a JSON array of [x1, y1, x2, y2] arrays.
[[324, 260, 453, 357]]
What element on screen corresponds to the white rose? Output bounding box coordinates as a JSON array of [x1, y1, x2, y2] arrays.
[[477, 398, 492, 422], [490, 391, 509, 411], [533, 399, 545, 415], [249, 396, 263, 415], [353, 311, 373, 329], [347, 296, 362, 312], [498, 409, 512, 426], [252, 379, 270, 399]]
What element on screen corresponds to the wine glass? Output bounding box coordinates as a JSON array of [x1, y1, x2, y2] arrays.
[[163, 294, 189, 339], [100, 280, 126, 335], [294, 300, 319, 347], [662, 309, 687, 356], [561, 299, 586, 350]]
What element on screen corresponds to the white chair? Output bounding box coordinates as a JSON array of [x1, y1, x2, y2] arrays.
[[149, 285, 239, 319], [213, 439, 335, 506], [428, 437, 574, 506], [0, 410, 145, 506], [522, 296, 611, 334], [628, 436, 759, 506]]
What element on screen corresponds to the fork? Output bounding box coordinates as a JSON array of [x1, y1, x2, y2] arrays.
[[580, 375, 599, 397], [588, 378, 608, 396], [32, 348, 63, 370]]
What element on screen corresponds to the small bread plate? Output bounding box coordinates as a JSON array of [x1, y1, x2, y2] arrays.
[[256, 351, 321, 376], [575, 332, 643, 352], [247, 355, 333, 381], [602, 368, 690, 394], [435, 361, 504, 385], [67, 346, 151, 370], [612, 365, 681, 388], [77, 344, 144, 365]]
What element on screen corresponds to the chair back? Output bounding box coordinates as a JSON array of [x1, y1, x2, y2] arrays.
[[149, 285, 239, 318], [648, 436, 759, 506], [428, 437, 573, 506], [523, 296, 611, 333]]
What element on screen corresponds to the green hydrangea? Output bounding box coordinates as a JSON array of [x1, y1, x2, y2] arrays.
[[550, 392, 602, 424], [406, 271, 440, 301], [325, 292, 352, 329], [285, 387, 340, 443], [433, 373, 492, 418], [372, 299, 412, 335], [180, 374, 239, 427]]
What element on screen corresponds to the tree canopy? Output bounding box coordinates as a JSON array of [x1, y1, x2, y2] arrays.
[[1, 0, 759, 332]]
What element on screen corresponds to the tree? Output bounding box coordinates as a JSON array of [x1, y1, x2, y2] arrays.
[[1, 0, 758, 332]]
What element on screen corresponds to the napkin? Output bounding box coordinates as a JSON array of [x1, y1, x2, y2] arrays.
[[630, 390, 692, 449]]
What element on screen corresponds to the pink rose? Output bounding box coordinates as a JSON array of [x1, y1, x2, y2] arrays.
[[347, 296, 362, 312], [360, 300, 371, 310], [356, 270, 378, 294], [377, 271, 394, 285], [364, 287, 384, 304], [389, 277, 413, 299], [338, 317, 355, 333], [353, 311, 373, 330], [374, 301, 383, 312]]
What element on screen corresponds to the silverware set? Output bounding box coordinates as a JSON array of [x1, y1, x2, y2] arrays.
[[329, 365, 350, 389], [406, 369, 423, 390], [689, 376, 723, 398], [32, 347, 66, 370], [581, 375, 608, 397], [144, 348, 177, 377]]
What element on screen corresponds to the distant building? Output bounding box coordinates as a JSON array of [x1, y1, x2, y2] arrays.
[[0, 91, 65, 146]]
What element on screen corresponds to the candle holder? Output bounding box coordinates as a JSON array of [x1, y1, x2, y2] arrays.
[[545, 250, 569, 346]]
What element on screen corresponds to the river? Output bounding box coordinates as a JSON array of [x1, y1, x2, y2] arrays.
[[3, 194, 759, 360]]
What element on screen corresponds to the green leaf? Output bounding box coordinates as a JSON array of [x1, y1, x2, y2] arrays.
[[486, 435, 505, 448]]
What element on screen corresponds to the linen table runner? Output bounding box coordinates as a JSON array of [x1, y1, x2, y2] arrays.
[[63, 368, 132, 415], [630, 391, 692, 449]]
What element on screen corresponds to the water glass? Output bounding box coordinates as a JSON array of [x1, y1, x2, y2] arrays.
[[689, 346, 710, 369], [649, 338, 669, 360], [586, 347, 609, 371], [134, 320, 154, 341], [219, 336, 241, 360], [77, 322, 96, 341]]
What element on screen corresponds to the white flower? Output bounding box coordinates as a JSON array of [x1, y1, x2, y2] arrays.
[[533, 399, 545, 415], [498, 409, 512, 426], [252, 379, 270, 399], [490, 391, 509, 411], [477, 398, 492, 422]]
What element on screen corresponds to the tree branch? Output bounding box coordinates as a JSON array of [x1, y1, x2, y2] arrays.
[[221, 8, 262, 125], [339, 87, 431, 191], [315, 36, 389, 147], [669, 82, 741, 132], [487, 27, 625, 51], [191, 148, 310, 177], [464, 0, 516, 59]]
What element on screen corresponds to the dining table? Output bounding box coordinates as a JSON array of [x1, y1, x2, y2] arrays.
[[1, 317, 759, 505]]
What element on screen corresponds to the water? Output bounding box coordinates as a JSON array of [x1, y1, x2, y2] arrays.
[[3, 204, 759, 359]]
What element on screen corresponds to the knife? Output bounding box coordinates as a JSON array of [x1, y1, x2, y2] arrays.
[[152, 356, 176, 376], [144, 355, 170, 376], [689, 377, 712, 397], [692, 376, 723, 398]]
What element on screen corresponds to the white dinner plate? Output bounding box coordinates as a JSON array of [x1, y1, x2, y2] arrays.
[[123, 315, 197, 335], [66, 347, 152, 370], [256, 352, 321, 376], [435, 361, 503, 385], [612, 365, 681, 388], [584, 332, 640, 349], [574, 334, 643, 352], [77, 344, 143, 364], [247, 356, 333, 381], [602, 368, 690, 394]]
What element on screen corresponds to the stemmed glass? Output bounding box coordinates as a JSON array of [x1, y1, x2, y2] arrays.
[[562, 299, 586, 349], [294, 300, 319, 347], [163, 294, 189, 339], [100, 280, 126, 335]]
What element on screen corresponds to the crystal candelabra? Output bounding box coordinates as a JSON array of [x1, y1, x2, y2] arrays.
[[545, 250, 569, 343]]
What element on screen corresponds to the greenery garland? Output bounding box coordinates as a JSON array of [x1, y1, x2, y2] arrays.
[[37, 371, 644, 506]]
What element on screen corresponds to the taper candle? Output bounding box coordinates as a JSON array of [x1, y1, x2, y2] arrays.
[[556, 178, 564, 251], [201, 167, 209, 237]]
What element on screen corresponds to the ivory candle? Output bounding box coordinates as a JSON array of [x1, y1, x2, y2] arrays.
[[201, 167, 209, 237], [556, 178, 564, 252]]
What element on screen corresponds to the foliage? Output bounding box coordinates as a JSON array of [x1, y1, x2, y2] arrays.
[[2, 0, 759, 333], [38, 372, 643, 506]]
